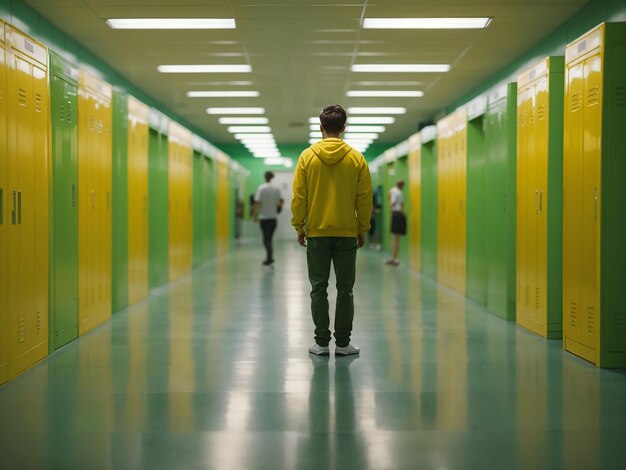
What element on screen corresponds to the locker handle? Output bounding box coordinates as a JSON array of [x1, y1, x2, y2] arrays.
[[535, 189, 538, 214], [17, 191, 22, 224], [11, 190, 16, 224], [72, 184, 76, 208], [91, 190, 95, 209], [594, 188, 598, 221], [0, 188, 3, 225], [538, 191, 543, 215]]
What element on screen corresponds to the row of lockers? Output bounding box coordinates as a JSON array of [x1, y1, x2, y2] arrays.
[[373, 23, 626, 368], [0, 19, 242, 385]]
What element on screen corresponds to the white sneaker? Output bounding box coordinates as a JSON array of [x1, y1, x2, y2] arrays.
[[308, 343, 330, 356], [335, 343, 360, 356]]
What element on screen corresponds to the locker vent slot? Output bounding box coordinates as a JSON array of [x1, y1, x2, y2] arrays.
[[35, 93, 42, 112], [616, 87, 626, 107], [59, 105, 65, 122], [536, 104, 546, 121], [525, 285, 531, 307], [570, 302, 577, 327], [18, 88, 26, 107], [18, 316, 26, 343], [36, 311, 41, 335], [587, 306, 595, 334], [570, 92, 582, 112], [614, 313, 626, 333], [535, 287, 541, 309], [529, 106, 535, 125], [586, 86, 599, 107]]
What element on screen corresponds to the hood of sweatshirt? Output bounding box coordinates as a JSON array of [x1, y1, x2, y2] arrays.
[[310, 138, 352, 165]]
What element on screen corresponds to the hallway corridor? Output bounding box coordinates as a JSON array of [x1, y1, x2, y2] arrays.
[[1, 242, 625, 469]]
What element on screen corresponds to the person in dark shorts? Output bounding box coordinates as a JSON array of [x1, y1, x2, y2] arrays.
[[385, 180, 406, 266]]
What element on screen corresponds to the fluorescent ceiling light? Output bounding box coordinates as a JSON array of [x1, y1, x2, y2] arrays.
[[264, 158, 286, 164], [207, 107, 265, 114], [348, 107, 406, 114], [356, 81, 422, 86], [245, 144, 278, 151], [352, 64, 450, 73], [345, 138, 374, 144], [235, 134, 275, 140], [347, 90, 423, 97], [348, 117, 395, 124], [254, 152, 281, 158], [309, 139, 320, 144], [219, 117, 269, 125], [158, 64, 251, 73], [106, 18, 236, 29], [227, 126, 271, 133], [363, 17, 492, 29], [187, 81, 253, 86], [310, 132, 323, 138], [308, 116, 396, 125], [344, 133, 379, 139], [345, 126, 386, 133], [188, 91, 259, 98]]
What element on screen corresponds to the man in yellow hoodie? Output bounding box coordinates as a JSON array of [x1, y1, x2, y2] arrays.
[[291, 104, 373, 356]]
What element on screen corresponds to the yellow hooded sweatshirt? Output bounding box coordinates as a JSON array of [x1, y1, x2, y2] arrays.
[[291, 138, 373, 238]]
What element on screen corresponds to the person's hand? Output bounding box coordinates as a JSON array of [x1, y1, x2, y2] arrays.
[[357, 233, 365, 248], [298, 232, 307, 247]]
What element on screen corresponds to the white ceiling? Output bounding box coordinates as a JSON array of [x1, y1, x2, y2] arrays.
[[25, 0, 589, 148]]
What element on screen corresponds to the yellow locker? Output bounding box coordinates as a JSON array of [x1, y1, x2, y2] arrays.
[[437, 109, 467, 295], [562, 24, 621, 365], [168, 122, 192, 281], [407, 132, 421, 272], [78, 71, 112, 335], [516, 57, 564, 338], [0, 20, 7, 384], [127, 96, 149, 304], [5, 26, 49, 379]]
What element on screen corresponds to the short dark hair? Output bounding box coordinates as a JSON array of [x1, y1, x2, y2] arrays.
[[319, 104, 347, 134], [264, 171, 274, 181]]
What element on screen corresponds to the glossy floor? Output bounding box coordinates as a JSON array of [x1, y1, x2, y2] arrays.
[[1, 242, 626, 469]]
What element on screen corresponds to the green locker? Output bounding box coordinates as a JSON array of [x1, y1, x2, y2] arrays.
[[148, 124, 169, 289], [112, 92, 128, 312], [485, 83, 517, 320], [466, 105, 487, 305], [49, 52, 78, 350], [420, 130, 438, 279]]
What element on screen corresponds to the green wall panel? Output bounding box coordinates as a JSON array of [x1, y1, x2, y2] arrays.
[[466, 116, 487, 305], [148, 128, 169, 289], [484, 84, 518, 320], [111, 93, 128, 313], [49, 52, 78, 351], [420, 141, 438, 279]]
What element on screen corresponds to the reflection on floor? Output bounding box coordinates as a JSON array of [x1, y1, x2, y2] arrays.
[[1, 241, 625, 469]]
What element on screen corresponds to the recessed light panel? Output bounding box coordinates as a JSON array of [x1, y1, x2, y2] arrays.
[[348, 107, 406, 114], [347, 90, 423, 97], [363, 18, 492, 29], [106, 18, 236, 29], [220, 117, 269, 125], [158, 65, 251, 73], [345, 126, 386, 133], [207, 107, 265, 114], [188, 91, 259, 97], [351, 64, 450, 73]]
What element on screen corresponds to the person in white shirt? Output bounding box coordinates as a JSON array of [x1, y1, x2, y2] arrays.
[[385, 180, 406, 266], [253, 171, 284, 267]]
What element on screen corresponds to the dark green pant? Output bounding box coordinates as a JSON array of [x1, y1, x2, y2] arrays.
[[306, 237, 357, 347]]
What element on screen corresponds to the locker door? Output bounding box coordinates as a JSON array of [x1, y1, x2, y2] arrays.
[[535, 77, 549, 329], [563, 61, 585, 346], [102, 96, 112, 319], [515, 89, 525, 320], [408, 140, 421, 271], [0, 35, 7, 384], [458, 127, 467, 295], [7, 41, 49, 377], [580, 53, 602, 353], [51, 67, 78, 349]]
